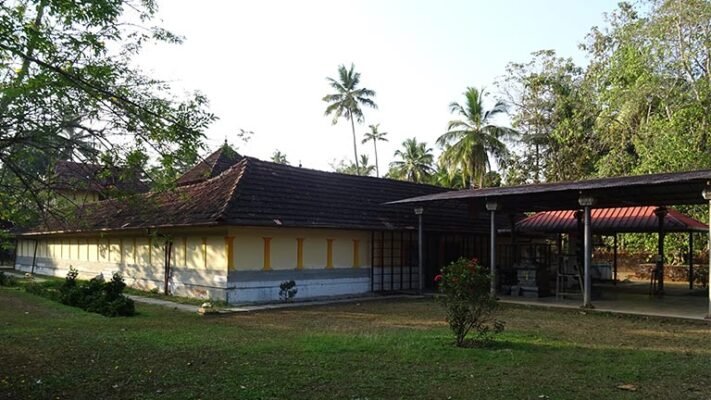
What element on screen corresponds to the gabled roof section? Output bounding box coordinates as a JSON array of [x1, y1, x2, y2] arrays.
[[52, 161, 149, 194], [516, 206, 708, 234], [176, 144, 242, 186], [22, 157, 493, 235]]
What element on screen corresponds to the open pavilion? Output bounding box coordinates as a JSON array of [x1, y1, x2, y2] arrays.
[[391, 169, 711, 319]]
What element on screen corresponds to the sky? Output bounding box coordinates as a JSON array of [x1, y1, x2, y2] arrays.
[[136, 0, 620, 172]]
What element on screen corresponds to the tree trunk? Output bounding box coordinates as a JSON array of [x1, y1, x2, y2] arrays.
[[373, 140, 379, 177], [30, 240, 38, 275], [349, 114, 360, 175], [164, 241, 173, 295]]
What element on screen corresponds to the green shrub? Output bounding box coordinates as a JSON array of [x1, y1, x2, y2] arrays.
[[435, 257, 504, 347], [57, 268, 135, 317], [279, 280, 298, 302], [0, 271, 16, 287]]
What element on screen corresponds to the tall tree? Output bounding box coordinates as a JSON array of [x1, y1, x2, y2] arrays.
[[498, 50, 597, 182], [437, 87, 516, 188], [361, 124, 388, 177], [271, 150, 290, 165], [581, 0, 711, 177], [389, 138, 434, 183], [0, 0, 215, 226], [322, 64, 377, 175]]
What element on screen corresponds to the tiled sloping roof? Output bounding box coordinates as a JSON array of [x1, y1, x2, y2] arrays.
[[52, 161, 149, 194], [32, 161, 247, 233], [220, 157, 490, 232], [176, 145, 242, 186], [516, 206, 708, 234], [24, 157, 493, 234]]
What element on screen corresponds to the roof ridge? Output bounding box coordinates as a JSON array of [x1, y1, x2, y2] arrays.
[[241, 155, 449, 191], [214, 158, 250, 222]]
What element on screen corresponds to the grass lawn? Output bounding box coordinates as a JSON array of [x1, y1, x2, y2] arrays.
[[1, 288, 709, 400]]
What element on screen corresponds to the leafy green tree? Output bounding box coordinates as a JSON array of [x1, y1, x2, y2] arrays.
[[581, 0, 711, 177], [322, 64, 377, 175], [0, 0, 215, 226], [431, 167, 467, 189], [271, 150, 290, 165], [499, 50, 598, 182], [389, 138, 434, 183], [333, 155, 375, 176], [437, 87, 516, 188], [361, 124, 388, 177]]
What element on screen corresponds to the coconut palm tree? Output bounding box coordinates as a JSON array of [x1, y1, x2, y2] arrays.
[[322, 64, 377, 175], [361, 124, 388, 177], [389, 138, 434, 183], [437, 87, 516, 188]]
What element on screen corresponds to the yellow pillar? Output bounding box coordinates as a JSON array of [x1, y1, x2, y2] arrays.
[[183, 236, 188, 267], [201, 237, 207, 269], [326, 239, 334, 269], [263, 237, 272, 271], [225, 236, 235, 271], [296, 238, 304, 270]]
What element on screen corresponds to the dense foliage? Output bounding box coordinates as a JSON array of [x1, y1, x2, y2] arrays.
[[436, 257, 504, 347], [500, 0, 711, 184], [0, 0, 215, 227]]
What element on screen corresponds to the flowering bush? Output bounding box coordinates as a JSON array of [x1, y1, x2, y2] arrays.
[[435, 257, 504, 347]]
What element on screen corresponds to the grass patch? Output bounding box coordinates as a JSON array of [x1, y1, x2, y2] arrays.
[[0, 288, 709, 399]]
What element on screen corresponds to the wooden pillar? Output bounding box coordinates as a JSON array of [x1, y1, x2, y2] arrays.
[[486, 201, 499, 297], [688, 232, 694, 290], [613, 233, 618, 285], [579, 195, 595, 308], [654, 207, 668, 295]]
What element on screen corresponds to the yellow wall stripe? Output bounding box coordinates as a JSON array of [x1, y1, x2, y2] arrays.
[[201, 237, 207, 269], [183, 236, 187, 267], [225, 236, 235, 271], [352, 239, 360, 268], [263, 237, 272, 271], [296, 238, 304, 270], [326, 239, 334, 269]]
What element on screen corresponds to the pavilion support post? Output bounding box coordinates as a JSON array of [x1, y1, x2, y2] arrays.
[[486, 201, 499, 297], [579, 195, 595, 308], [688, 232, 694, 290], [414, 207, 424, 294], [704, 187, 711, 319], [613, 234, 618, 285], [654, 207, 668, 295]]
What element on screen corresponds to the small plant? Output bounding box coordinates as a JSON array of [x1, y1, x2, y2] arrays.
[[0, 271, 17, 287], [435, 257, 505, 347], [279, 280, 298, 303]]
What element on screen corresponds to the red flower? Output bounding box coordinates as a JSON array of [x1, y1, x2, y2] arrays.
[[434, 274, 443, 283], [471, 257, 479, 265]]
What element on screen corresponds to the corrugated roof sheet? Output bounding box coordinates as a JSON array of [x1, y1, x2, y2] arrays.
[[516, 206, 708, 233]]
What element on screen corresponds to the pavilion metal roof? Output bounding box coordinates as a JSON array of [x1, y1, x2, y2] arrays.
[[388, 169, 711, 212], [516, 206, 708, 234]]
